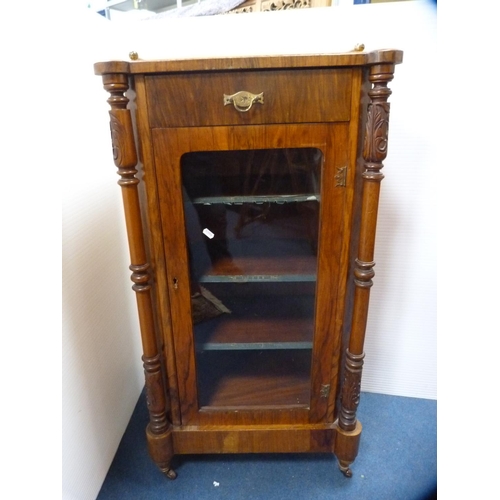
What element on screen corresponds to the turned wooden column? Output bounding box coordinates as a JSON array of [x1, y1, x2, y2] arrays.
[[99, 72, 176, 479], [336, 63, 396, 477]]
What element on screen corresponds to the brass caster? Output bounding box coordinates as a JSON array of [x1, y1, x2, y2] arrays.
[[338, 460, 353, 478], [160, 467, 178, 480]]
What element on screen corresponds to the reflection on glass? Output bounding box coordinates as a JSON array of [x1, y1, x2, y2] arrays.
[[181, 148, 322, 408]]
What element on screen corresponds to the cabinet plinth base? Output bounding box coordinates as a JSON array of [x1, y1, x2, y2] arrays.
[[172, 424, 336, 454], [149, 422, 363, 477], [333, 420, 362, 478], [146, 424, 176, 479]]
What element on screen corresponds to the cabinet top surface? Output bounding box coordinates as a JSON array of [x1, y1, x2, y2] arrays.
[[94, 49, 403, 76]]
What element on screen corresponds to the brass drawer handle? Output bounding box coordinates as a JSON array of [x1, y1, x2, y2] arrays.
[[223, 91, 264, 113]]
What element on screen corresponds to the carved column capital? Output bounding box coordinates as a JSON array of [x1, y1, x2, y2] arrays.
[[362, 63, 396, 183]]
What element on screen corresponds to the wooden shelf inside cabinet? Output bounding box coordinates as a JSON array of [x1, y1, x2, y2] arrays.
[[196, 349, 312, 409], [199, 256, 317, 283], [196, 323, 313, 351], [194, 288, 314, 351], [191, 193, 320, 205], [94, 48, 403, 480]]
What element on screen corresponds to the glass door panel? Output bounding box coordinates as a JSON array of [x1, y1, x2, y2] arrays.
[[181, 148, 322, 408]]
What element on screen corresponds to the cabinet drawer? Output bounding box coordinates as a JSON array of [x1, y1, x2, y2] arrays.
[[145, 68, 352, 128]]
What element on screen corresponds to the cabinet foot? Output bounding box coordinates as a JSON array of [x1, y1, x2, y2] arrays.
[[146, 424, 176, 480], [334, 419, 362, 478]]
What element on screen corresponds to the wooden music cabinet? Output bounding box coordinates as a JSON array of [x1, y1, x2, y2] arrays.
[[94, 48, 403, 479]]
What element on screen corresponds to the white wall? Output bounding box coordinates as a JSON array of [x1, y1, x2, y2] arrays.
[[59, 2, 436, 499], [61, 9, 145, 500]]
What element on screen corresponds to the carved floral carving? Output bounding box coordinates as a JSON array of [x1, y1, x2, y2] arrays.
[[363, 102, 390, 163], [339, 351, 365, 430], [342, 374, 361, 408], [109, 113, 125, 164]]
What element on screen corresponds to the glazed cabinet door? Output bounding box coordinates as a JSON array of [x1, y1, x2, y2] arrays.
[[152, 123, 350, 426]]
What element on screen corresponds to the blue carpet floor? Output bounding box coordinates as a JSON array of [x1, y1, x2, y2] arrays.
[[97, 391, 436, 500]]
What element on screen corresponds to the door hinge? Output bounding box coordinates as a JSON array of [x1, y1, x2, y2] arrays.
[[335, 166, 347, 187], [320, 384, 330, 398]]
